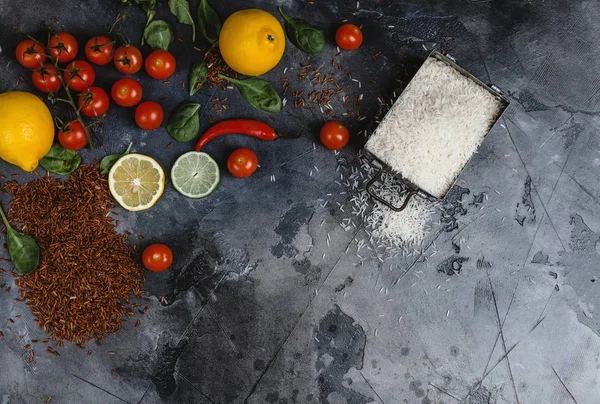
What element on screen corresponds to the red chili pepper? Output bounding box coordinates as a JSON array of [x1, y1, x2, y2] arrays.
[[195, 119, 298, 151]]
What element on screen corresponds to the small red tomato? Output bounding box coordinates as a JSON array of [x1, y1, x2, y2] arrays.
[[320, 121, 350, 150], [145, 50, 176, 80], [335, 24, 363, 51], [84, 35, 114, 65], [111, 78, 143, 107], [31, 64, 61, 93], [58, 120, 88, 150], [135, 101, 164, 131], [63, 60, 96, 92], [113, 45, 143, 74], [142, 244, 173, 272], [227, 148, 258, 178], [15, 39, 47, 68], [78, 87, 110, 118], [48, 32, 78, 63]]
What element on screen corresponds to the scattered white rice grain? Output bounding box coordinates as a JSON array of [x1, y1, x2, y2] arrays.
[[282, 98, 287, 107], [314, 165, 319, 172], [310, 170, 313, 176], [315, 337, 320, 342], [378, 314, 385, 317], [283, 67, 288, 74], [326, 239, 330, 247], [398, 316, 402, 323], [410, 282, 416, 287], [315, 289, 318, 296], [494, 190, 501, 195], [388, 25, 395, 28], [358, 116, 366, 121], [374, 328, 378, 336], [320, 219, 325, 226], [359, 81, 362, 88], [502, 217, 506, 221], [446, 310, 450, 317], [322, 253, 326, 259], [352, 78, 359, 82], [379, 287, 384, 293], [344, 292, 347, 298], [313, 143, 316, 150], [359, 94, 364, 100]]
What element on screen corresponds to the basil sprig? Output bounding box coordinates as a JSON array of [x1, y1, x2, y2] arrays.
[[0, 204, 40, 275], [278, 7, 325, 55], [219, 74, 281, 113]]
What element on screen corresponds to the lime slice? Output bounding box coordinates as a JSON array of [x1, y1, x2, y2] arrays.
[[108, 154, 165, 211], [171, 152, 220, 198]]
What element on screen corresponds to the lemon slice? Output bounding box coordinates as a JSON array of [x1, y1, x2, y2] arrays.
[[171, 152, 220, 198], [108, 154, 165, 211]]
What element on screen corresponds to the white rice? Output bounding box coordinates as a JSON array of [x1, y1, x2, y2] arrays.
[[365, 57, 503, 198]]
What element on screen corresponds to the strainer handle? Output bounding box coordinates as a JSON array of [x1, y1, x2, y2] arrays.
[[366, 167, 419, 212]]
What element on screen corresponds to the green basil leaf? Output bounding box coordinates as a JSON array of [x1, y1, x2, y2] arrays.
[[99, 143, 133, 175], [278, 7, 324, 55], [167, 102, 201, 142], [143, 20, 174, 51], [6, 227, 40, 275], [168, 0, 196, 42], [197, 0, 221, 45], [39, 144, 81, 175], [189, 61, 208, 96], [219, 74, 281, 113], [0, 206, 39, 275]]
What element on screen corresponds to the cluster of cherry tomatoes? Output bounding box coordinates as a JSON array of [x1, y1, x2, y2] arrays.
[[15, 33, 178, 149]]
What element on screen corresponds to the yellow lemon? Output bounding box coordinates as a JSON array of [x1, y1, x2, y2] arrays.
[[0, 91, 54, 172], [219, 9, 285, 76], [108, 154, 165, 212]]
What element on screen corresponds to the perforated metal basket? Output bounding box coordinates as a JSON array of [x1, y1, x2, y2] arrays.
[[363, 51, 510, 212]]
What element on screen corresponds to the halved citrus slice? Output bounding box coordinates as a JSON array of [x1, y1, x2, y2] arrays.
[[171, 152, 220, 198], [108, 154, 165, 211]]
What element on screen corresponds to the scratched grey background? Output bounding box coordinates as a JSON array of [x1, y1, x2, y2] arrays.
[[1, 0, 599, 403]]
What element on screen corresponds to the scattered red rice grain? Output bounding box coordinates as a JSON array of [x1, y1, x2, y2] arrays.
[[29, 350, 34, 363], [3, 165, 144, 345]]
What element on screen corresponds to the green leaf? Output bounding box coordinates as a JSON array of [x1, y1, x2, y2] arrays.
[[168, 0, 196, 42], [167, 102, 201, 142], [39, 144, 81, 175], [278, 7, 324, 55], [143, 20, 174, 51], [189, 61, 208, 96], [99, 143, 133, 175], [219, 74, 282, 113], [197, 0, 221, 45], [0, 205, 39, 275]]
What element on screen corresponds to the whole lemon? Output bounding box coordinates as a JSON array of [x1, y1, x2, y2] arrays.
[[0, 91, 54, 172], [219, 9, 285, 76]]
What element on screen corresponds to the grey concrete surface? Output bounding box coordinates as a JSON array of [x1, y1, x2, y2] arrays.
[[1, 0, 600, 403]]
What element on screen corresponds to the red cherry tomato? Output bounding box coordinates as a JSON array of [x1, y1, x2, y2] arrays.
[[78, 87, 110, 118], [227, 148, 258, 178], [48, 32, 78, 63], [145, 50, 176, 80], [113, 45, 143, 74], [63, 60, 96, 92], [142, 244, 173, 272], [15, 39, 47, 68], [320, 121, 350, 150], [84, 36, 114, 65], [31, 64, 61, 93], [58, 120, 88, 150], [335, 24, 363, 51], [111, 78, 143, 107], [135, 101, 164, 131]]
